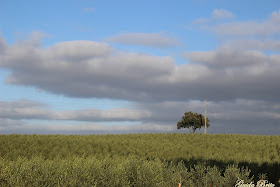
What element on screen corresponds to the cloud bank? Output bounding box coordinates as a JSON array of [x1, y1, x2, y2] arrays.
[[1, 32, 280, 103], [1, 99, 279, 135], [1, 9, 280, 135]]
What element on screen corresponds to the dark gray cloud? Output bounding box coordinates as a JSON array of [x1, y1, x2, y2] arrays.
[[0, 34, 6, 54], [222, 39, 280, 52], [135, 100, 280, 135], [186, 48, 268, 67], [1, 33, 280, 103]]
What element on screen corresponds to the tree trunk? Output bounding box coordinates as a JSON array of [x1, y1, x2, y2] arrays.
[[192, 127, 196, 133]]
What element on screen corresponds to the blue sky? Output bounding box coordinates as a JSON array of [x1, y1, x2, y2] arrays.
[[0, 0, 280, 134]]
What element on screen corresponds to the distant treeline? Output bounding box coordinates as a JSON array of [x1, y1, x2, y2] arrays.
[[0, 133, 279, 186]]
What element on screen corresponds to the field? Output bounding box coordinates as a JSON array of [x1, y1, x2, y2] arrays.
[[0, 133, 279, 186]]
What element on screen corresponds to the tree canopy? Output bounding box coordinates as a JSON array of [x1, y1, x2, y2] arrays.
[[177, 111, 210, 133]]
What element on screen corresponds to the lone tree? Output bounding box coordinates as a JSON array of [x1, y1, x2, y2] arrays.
[[177, 111, 210, 133]]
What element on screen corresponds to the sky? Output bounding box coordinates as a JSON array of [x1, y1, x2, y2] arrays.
[[0, 0, 280, 135]]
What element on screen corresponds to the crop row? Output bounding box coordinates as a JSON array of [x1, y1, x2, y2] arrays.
[[1, 134, 279, 162], [0, 157, 254, 187], [0, 133, 279, 184]]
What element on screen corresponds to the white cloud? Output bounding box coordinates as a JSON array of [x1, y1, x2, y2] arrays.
[[213, 21, 280, 37], [270, 9, 280, 23], [0, 100, 52, 120], [57, 108, 152, 122], [213, 9, 280, 37], [190, 9, 234, 26], [1, 99, 280, 135], [0, 100, 151, 122], [83, 7, 95, 12], [212, 9, 234, 20], [190, 9, 280, 38], [0, 119, 25, 127], [107, 32, 180, 48], [0, 122, 176, 134], [190, 18, 208, 25]]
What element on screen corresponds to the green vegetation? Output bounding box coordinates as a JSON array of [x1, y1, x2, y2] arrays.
[[0, 133, 279, 186]]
